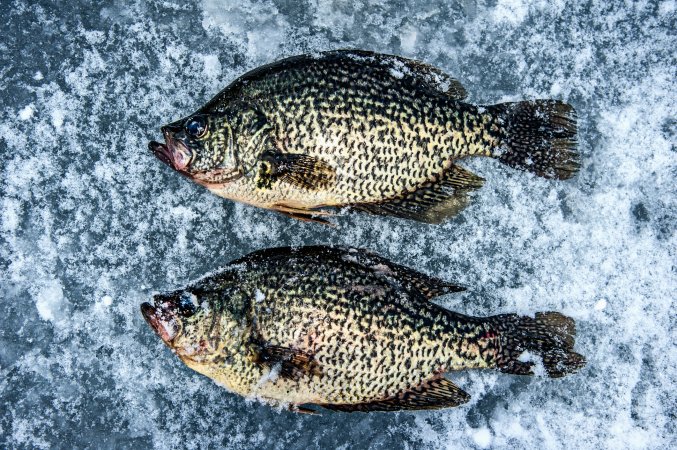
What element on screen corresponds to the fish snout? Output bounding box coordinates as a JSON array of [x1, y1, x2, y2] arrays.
[[149, 127, 193, 171], [148, 141, 173, 167], [141, 300, 180, 344]]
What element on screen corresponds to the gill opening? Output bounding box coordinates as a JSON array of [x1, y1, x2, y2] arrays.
[[240, 121, 276, 178]]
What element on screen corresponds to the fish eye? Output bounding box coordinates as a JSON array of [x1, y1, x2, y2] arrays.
[[185, 116, 207, 138], [178, 292, 197, 317]]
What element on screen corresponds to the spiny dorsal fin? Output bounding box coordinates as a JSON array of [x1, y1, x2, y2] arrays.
[[319, 376, 470, 412], [353, 164, 484, 224], [227, 246, 463, 300], [248, 340, 322, 380], [334, 49, 467, 100], [341, 247, 465, 299], [257, 151, 336, 191]]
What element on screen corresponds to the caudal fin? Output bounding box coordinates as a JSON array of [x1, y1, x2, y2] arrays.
[[489, 312, 585, 378], [487, 100, 579, 179]]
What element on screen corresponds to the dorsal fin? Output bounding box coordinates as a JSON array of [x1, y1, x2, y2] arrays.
[[340, 247, 465, 299], [319, 376, 470, 412], [334, 49, 467, 100], [353, 164, 485, 224], [226, 246, 464, 300]]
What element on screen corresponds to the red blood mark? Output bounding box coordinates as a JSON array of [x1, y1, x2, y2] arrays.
[[483, 331, 497, 340]]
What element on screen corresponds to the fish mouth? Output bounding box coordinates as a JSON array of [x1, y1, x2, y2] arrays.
[[191, 168, 244, 186], [149, 141, 174, 168], [141, 301, 180, 344], [148, 140, 242, 186], [149, 136, 193, 172]]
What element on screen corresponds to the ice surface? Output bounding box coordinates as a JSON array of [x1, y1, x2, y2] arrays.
[[1, 0, 675, 449]]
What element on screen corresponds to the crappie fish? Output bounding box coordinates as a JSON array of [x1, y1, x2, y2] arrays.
[[141, 246, 585, 412], [149, 50, 579, 224]]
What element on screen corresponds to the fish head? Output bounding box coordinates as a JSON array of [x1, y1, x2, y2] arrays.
[[149, 111, 243, 187], [141, 285, 244, 364]]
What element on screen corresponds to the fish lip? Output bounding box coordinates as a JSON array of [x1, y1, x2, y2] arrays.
[[140, 302, 156, 323], [191, 168, 244, 186], [149, 141, 175, 168], [149, 136, 193, 172], [148, 140, 242, 186], [140, 301, 178, 343]]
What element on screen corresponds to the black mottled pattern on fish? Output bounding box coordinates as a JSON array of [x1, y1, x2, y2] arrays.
[[141, 246, 585, 412], [150, 50, 578, 224]]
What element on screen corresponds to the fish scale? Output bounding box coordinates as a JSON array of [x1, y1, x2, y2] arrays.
[[145, 251, 572, 405], [141, 247, 585, 411], [151, 50, 578, 222], [262, 85, 477, 201], [248, 258, 461, 402]]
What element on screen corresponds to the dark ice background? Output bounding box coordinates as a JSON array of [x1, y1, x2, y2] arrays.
[[1, 0, 675, 448]]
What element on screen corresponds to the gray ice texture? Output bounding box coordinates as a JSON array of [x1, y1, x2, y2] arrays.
[[0, 0, 675, 449]]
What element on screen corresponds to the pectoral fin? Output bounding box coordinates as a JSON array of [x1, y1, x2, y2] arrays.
[[258, 151, 336, 191], [319, 376, 470, 412], [354, 164, 484, 224], [248, 340, 322, 380]]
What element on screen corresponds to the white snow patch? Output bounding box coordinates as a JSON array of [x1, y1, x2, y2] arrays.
[[254, 363, 281, 390], [518, 350, 547, 377], [1, 197, 21, 233], [35, 280, 65, 322], [201, 0, 290, 61], [51, 109, 64, 129], [659, 1, 675, 15], [170, 205, 198, 221], [19, 105, 34, 120], [471, 427, 493, 448], [202, 54, 221, 79], [389, 67, 404, 79], [491, 0, 529, 24], [399, 26, 418, 53]]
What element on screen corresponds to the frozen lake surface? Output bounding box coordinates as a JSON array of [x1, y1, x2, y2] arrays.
[[1, 0, 675, 448]]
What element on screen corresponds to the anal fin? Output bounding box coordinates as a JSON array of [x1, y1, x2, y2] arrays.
[[319, 377, 470, 412], [290, 405, 321, 415], [354, 164, 484, 224]]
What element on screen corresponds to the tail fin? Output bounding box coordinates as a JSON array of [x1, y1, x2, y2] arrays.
[[487, 100, 579, 179], [489, 312, 585, 378]]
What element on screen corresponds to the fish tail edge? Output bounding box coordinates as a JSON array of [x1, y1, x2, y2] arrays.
[[487, 100, 580, 180], [490, 312, 586, 378]]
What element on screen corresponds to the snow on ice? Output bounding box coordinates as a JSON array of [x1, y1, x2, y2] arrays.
[[0, 0, 675, 449]]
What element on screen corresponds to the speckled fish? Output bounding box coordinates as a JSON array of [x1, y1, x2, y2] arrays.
[[149, 50, 578, 224], [141, 246, 585, 412]]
